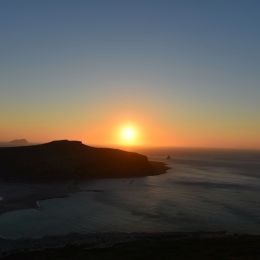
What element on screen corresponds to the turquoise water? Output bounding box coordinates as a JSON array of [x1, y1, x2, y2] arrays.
[[0, 148, 260, 238]]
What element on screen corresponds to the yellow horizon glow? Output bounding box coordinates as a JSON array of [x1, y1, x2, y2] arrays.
[[1, 109, 260, 149]]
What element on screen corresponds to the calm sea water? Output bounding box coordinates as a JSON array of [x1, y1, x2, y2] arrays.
[[0, 148, 260, 239]]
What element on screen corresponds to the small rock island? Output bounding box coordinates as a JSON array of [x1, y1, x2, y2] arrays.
[[0, 140, 167, 182]]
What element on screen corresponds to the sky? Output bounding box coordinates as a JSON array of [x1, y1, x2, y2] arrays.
[[0, 0, 259, 149]]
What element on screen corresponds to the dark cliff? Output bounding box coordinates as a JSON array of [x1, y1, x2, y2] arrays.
[[0, 140, 167, 182]]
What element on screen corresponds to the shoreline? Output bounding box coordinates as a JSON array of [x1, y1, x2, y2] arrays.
[[0, 161, 168, 216]]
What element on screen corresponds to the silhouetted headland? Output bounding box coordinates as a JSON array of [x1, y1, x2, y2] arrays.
[[0, 140, 168, 182]]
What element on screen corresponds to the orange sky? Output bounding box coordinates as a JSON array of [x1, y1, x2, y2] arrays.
[[1, 105, 259, 149]]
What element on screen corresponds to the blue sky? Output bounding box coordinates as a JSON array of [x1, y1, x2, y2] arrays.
[[0, 0, 259, 148]]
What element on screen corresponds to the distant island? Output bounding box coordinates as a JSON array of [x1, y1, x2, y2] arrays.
[[0, 139, 30, 147], [0, 140, 168, 182]]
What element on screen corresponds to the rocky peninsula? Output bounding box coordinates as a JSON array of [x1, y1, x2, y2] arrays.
[[0, 140, 168, 214]]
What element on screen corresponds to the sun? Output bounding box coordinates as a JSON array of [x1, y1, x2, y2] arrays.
[[120, 125, 138, 145]]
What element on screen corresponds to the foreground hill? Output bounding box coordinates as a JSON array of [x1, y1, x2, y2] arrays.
[[1, 233, 260, 259], [0, 140, 167, 182]]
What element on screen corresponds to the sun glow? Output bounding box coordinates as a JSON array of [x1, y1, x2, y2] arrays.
[[120, 125, 138, 145]]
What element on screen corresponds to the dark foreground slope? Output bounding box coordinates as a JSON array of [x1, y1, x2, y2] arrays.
[[1, 233, 260, 260], [0, 140, 167, 182]]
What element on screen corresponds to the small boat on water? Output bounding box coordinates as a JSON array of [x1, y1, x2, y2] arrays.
[[166, 155, 171, 160]]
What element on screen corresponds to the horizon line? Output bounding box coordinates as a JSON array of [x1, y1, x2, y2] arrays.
[[1, 139, 259, 151]]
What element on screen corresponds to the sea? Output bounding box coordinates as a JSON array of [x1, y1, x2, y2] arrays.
[[0, 147, 260, 239]]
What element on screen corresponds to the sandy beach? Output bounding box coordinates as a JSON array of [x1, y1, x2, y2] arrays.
[[0, 182, 79, 215]]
